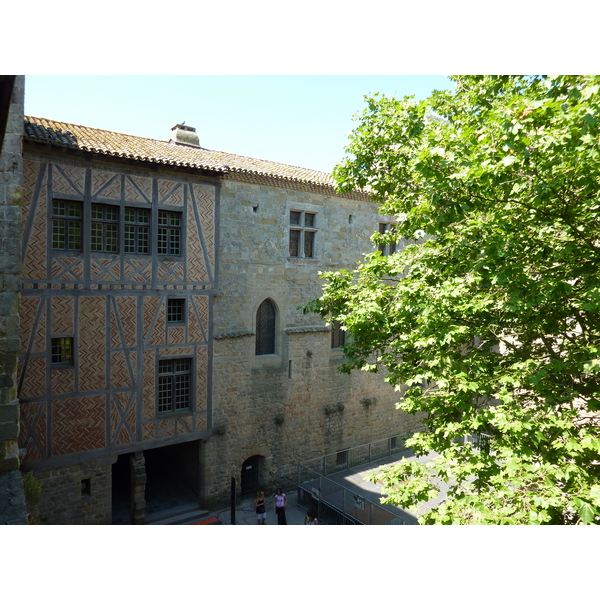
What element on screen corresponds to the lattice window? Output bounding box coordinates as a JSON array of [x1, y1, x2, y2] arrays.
[[124, 207, 150, 254], [167, 298, 185, 323], [157, 210, 182, 256], [255, 299, 276, 355], [91, 203, 119, 253], [331, 320, 346, 349], [157, 358, 192, 414], [52, 200, 82, 251], [51, 336, 74, 365], [289, 210, 317, 258]]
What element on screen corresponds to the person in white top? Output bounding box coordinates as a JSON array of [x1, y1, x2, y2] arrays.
[[273, 488, 288, 525]]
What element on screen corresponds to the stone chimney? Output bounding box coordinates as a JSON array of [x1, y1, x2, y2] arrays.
[[169, 123, 200, 147]]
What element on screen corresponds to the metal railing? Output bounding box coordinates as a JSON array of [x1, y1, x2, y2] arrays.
[[464, 432, 493, 454], [299, 434, 411, 478], [297, 463, 405, 525], [297, 434, 412, 525]]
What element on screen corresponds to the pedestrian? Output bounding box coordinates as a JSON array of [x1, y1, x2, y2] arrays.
[[305, 507, 319, 525], [254, 491, 267, 525], [273, 488, 287, 525]]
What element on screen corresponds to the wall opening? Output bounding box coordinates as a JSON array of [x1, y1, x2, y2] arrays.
[[111, 454, 132, 524], [240, 455, 265, 498], [144, 441, 200, 518]]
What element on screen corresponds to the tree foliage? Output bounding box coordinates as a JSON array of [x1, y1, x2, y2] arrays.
[[308, 76, 600, 524]]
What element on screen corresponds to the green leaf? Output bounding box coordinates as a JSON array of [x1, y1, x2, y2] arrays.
[[576, 500, 596, 525], [589, 485, 600, 507], [310, 75, 600, 525]]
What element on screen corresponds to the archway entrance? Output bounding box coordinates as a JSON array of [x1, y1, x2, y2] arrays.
[[241, 455, 264, 498]]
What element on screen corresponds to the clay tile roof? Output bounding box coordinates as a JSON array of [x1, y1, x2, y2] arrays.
[[23, 116, 337, 188]]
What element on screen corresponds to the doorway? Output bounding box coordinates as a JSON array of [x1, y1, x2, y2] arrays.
[[111, 453, 132, 524], [241, 455, 264, 497], [144, 441, 200, 516]]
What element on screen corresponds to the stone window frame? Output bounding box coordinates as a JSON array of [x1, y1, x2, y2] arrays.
[[251, 297, 283, 369], [330, 320, 346, 349], [289, 209, 318, 259], [255, 298, 277, 356]]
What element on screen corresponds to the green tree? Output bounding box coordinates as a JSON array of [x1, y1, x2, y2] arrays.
[[308, 76, 600, 524]]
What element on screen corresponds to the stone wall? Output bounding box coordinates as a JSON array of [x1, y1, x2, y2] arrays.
[[31, 457, 113, 524], [0, 75, 27, 524], [204, 178, 422, 508]]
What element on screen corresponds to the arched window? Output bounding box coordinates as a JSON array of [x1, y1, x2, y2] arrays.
[[256, 299, 276, 355]]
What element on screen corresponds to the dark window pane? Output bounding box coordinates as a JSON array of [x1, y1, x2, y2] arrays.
[[304, 231, 315, 258], [158, 228, 168, 254], [170, 229, 180, 255], [256, 299, 276, 355], [157, 358, 192, 414], [92, 204, 103, 220], [167, 298, 185, 323], [69, 203, 82, 218], [157, 210, 182, 256], [52, 200, 82, 251], [138, 226, 149, 254], [52, 337, 73, 364], [52, 219, 65, 249], [91, 222, 103, 251], [331, 321, 346, 349], [106, 223, 118, 252], [289, 230, 300, 257], [124, 208, 150, 254], [106, 206, 118, 221], [68, 221, 81, 250]]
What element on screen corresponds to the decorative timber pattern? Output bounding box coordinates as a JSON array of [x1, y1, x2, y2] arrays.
[[18, 158, 216, 465]]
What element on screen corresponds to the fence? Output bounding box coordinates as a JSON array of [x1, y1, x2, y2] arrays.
[[299, 434, 410, 478], [296, 434, 411, 525], [464, 432, 493, 454]]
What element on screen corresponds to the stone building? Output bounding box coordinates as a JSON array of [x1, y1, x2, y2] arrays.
[[0, 75, 27, 525], [16, 112, 420, 524]]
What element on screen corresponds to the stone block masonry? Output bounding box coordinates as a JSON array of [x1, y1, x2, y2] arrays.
[[204, 178, 422, 508], [31, 458, 113, 525], [0, 75, 27, 523]]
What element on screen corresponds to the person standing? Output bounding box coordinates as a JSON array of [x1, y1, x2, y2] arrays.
[[305, 507, 319, 525], [254, 491, 267, 525], [273, 488, 287, 525]]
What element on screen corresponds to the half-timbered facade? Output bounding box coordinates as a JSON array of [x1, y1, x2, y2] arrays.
[[17, 117, 421, 524]]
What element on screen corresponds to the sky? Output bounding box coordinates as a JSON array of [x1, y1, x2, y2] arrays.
[[24, 75, 455, 173]]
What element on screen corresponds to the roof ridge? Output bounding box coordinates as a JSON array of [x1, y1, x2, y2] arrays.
[[21, 115, 371, 198], [24, 115, 332, 175]]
